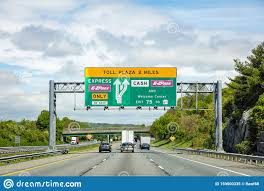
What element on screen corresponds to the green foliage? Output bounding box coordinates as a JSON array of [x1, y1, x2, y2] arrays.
[[150, 93, 215, 149], [0, 119, 48, 147], [235, 141, 252, 154], [225, 42, 264, 153], [0, 110, 87, 146], [36, 110, 49, 131], [251, 93, 264, 140], [227, 42, 264, 118], [150, 42, 264, 152]]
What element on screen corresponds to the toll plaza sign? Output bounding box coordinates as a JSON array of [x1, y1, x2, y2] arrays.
[[85, 67, 177, 108]]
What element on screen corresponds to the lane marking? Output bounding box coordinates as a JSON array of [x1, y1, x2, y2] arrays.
[[79, 153, 113, 176], [158, 165, 164, 170], [152, 149, 250, 176], [1, 155, 82, 176]]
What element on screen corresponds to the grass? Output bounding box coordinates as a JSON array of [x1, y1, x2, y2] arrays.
[[151, 139, 193, 150], [69, 144, 99, 153]]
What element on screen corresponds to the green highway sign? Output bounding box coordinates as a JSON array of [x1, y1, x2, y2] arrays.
[[85, 67, 177, 107]]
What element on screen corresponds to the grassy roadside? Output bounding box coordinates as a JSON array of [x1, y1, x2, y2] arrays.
[[151, 139, 193, 150], [69, 144, 99, 153]]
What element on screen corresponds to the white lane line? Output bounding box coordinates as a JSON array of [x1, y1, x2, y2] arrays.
[[153, 149, 250, 176], [158, 165, 165, 170]]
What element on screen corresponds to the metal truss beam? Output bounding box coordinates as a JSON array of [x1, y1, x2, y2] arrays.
[[53, 82, 216, 94]]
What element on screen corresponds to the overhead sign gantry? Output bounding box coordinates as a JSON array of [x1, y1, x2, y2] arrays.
[[49, 67, 223, 152]]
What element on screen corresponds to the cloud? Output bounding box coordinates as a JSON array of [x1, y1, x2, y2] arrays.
[[94, 26, 259, 75], [11, 25, 83, 57], [0, 1, 263, 123], [12, 25, 58, 51]]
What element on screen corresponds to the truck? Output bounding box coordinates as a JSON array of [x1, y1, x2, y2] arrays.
[[140, 136, 150, 150], [121, 130, 134, 143], [120, 130, 135, 153], [71, 137, 80, 145]]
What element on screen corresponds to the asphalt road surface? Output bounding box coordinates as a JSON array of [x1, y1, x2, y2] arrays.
[[1, 143, 264, 176]]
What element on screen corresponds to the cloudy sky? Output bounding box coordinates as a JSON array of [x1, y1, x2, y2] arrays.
[[0, 0, 263, 124]]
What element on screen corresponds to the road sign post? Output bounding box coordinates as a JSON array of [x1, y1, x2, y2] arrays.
[[216, 80, 223, 152], [49, 80, 56, 150], [15, 136, 20, 147]]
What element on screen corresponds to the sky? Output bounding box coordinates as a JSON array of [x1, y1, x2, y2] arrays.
[[0, 0, 263, 124]]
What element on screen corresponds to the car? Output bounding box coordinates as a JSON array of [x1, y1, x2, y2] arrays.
[[140, 143, 150, 150], [120, 142, 134, 153], [99, 142, 112, 152]]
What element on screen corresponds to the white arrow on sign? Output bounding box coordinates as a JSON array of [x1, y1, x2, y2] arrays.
[[113, 79, 130, 104]]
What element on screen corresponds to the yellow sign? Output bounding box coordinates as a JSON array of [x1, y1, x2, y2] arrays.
[[85, 67, 177, 78], [170, 136, 175, 142], [92, 93, 108, 100], [86, 134, 92, 140]]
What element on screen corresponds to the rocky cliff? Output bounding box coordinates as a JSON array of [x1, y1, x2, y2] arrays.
[[223, 110, 251, 153]]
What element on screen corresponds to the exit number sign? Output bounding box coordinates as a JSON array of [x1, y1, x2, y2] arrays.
[[84, 67, 177, 107]]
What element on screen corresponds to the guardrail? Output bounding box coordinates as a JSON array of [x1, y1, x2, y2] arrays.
[[0, 146, 47, 154], [175, 148, 264, 166], [0, 150, 68, 163], [0, 141, 98, 154], [0, 141, 99, 162]]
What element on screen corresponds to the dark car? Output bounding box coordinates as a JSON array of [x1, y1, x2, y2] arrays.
[[120, 142, 134, 153], [99, 142, 112, 152], [140, 143, 150, 150]]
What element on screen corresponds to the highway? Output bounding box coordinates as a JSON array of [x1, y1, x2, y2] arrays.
[[1, 143, 264, 176]]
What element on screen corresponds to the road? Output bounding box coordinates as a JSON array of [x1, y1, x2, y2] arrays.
[[1, 143, 264, 176]]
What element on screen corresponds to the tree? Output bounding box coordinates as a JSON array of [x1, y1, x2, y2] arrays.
[[36, 110, 49, 131], [228, 42, 264, 117]]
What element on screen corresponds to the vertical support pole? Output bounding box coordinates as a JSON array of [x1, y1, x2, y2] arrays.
[[216, 81, 223, 152], [107, 135, 110, 143], [74, 91, 76, 111], [196, 82, 198, 112], [49, 80, 56, 150], [180, 83, 183, 110], [214, 87, 218, 148]]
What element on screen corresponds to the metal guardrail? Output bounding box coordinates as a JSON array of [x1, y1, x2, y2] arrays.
[[0, 141, 98, 154], [175, 148, 264, 166], [0, 150, 66, 163], [0, 146, 47, 154], [0, 141, 99, 162]]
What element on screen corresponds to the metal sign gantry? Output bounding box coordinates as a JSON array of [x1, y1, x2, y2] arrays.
[[49, 80, 223, 152]]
